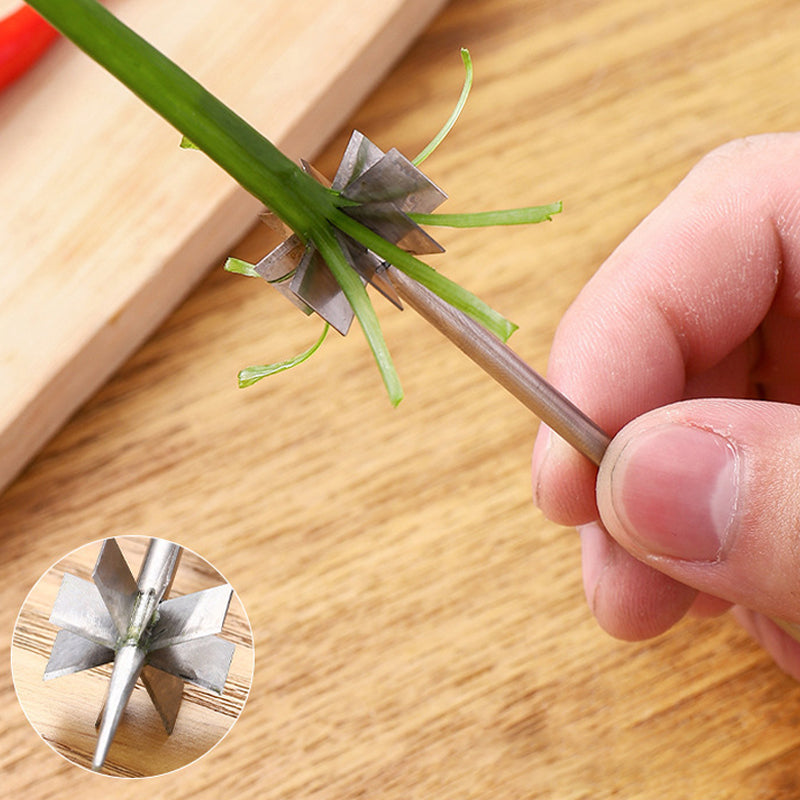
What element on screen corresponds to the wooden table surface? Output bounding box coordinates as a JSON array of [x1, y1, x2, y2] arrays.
[[4, 0, 800, 797]]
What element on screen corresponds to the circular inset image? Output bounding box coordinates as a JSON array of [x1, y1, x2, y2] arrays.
[[11, 536, 254, 777]]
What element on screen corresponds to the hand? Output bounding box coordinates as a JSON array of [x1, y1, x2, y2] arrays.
[[531, 133, 800, 679]]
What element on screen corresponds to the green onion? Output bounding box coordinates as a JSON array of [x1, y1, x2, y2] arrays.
[[26, 0, 404, 398], [25, 0, 336, 242]]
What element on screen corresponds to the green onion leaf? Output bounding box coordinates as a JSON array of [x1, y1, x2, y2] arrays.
[[412, 48, 473, 166], [409, 202, 562, 228], [238, 324, 329, 387]]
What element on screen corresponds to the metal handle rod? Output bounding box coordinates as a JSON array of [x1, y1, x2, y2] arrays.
[[137, 538, 182, 601], [388, 266, 611, 466]]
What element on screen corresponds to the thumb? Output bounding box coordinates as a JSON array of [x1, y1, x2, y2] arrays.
[[596, 398, 800, 624]]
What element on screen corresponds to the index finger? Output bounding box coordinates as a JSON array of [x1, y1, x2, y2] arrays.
[[532, 133, 800, 526]]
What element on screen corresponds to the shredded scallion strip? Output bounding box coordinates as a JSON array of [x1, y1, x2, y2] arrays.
[[313, 228, 403, 405], [409, 202, 562, 228], [331, 208, 518, 342], [412, 48, 473, 166], [224, 257, 260, 277], [238, 324, 329, 387]]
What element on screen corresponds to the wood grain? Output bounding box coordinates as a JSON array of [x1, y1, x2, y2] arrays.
[[3, 0, 800, 797], [0, 0, 447, 493], [11, 536, 253, 777]]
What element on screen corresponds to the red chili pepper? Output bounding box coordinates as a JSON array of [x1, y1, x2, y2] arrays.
[[0, 5, 59, 92]]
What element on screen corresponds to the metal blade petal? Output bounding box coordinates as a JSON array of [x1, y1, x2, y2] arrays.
[[141, 665, 184, 734], [290, 246, 355, 335], [341, 147, 447, 214], [92, 538, 137, 636], [346, 203, 445, 255], [148, 584, 233, 650], [254, 235, 315, 315], [331, 130, 385, 191], [255, 234, 304, 281], [49, 573, 118, 648], [43, 629, 114, 680], [147, 636, 235, 694]]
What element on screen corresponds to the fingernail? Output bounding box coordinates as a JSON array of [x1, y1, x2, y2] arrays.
[[609, 424, 739, 561]]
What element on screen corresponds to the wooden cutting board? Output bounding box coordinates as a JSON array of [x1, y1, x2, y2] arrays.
[[0, 0, 447, 493]]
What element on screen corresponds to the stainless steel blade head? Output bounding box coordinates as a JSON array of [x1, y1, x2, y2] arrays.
[[43, 537, 238, 773], [253, 130, 447, 331]]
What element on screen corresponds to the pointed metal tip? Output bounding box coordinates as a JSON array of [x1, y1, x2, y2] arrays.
[[91, 748, 107, 772], [91, 713, 113, 771]]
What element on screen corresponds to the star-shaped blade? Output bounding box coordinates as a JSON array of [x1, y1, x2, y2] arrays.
[[254, 130, 447, 332]]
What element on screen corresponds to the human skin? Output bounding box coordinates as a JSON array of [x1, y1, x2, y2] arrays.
[[531, 132, 800, 679]]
